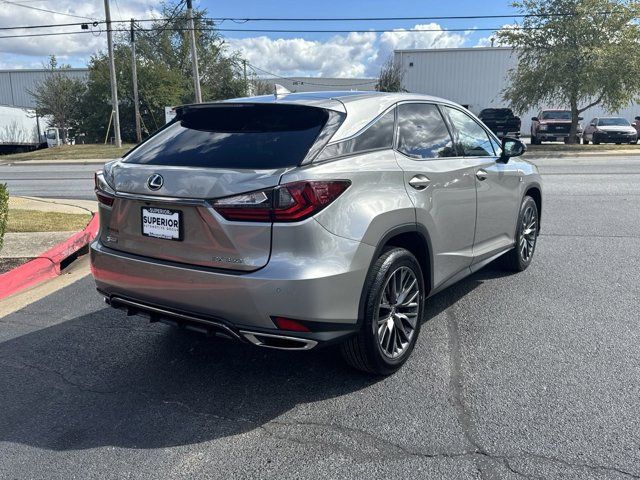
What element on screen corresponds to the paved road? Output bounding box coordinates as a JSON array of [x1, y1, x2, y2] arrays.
[[0, 153, 639, 201], [1, 156, 639, 479], [0, 164, 98, 199]]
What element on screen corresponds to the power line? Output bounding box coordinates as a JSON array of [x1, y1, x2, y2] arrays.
[[0, 10, 623, 32], [134, 26, 543, 34], [0, 30, 95, 39], [0, 25, 543, 40], [0, 0, 95, 20], [207, 12, 618, 22]]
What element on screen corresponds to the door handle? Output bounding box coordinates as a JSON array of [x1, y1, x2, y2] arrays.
[[409, 174, 431, 190], [476, 169, 488, 181]]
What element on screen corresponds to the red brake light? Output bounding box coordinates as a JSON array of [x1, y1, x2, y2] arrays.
[[213, 180, 350, 223], [273, 316, 311, 332]]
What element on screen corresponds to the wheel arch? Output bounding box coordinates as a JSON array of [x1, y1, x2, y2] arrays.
[[357, 224, 433, 326], [524, 183, 542, 231]]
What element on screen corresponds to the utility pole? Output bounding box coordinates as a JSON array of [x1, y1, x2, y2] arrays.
[[243, 59, 248, 96], [130, 19, 142, 143], [186, 0, 202, 103], [104, 0, 122, 147]]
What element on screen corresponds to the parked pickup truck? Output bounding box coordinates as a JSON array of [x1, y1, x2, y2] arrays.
[[531, 109, 582, 144], [478, 108, 521, 138]]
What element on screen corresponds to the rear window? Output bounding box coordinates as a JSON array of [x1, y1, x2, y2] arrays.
[[480, 109, 513, 117], [123, 104, 329, 169], [598, 117, 630, 126]]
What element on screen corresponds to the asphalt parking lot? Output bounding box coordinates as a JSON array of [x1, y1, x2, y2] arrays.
[[1, 156, 639, 479]]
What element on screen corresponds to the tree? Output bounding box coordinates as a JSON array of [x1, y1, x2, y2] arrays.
[[249, 77, 274, 96], [498, 0, 640, 143], [78, 1, 247, 143], [29, 56, 86, 142], [376, 56, 406, 93]]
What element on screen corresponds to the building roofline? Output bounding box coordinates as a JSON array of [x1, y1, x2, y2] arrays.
[[394, 46, 514, 54], [0, 68, 89, 73]]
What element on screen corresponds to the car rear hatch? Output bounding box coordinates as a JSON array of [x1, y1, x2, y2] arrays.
[[100, 102, 342, 272]]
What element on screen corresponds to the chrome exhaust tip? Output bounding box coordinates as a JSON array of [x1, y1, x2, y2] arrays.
[[240, 330, 318, 351]]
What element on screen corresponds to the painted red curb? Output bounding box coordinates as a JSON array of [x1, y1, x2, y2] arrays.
[[0, 213, 100, 300]]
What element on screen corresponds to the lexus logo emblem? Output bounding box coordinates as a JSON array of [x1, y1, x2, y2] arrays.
[[147, 174, 163, 190]]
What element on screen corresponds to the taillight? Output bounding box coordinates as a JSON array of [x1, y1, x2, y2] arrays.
[[95, 171, 115, 206], [213, 180, 350, 222]]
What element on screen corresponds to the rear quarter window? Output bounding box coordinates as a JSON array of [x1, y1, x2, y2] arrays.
[[123, 104, 329, 169]]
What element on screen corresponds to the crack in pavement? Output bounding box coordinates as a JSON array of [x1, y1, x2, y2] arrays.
[[2, 356, 639, 478]]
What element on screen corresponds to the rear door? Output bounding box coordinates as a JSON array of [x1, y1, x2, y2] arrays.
[[393, 103, 478, 289], [442, 106, 522, 264], [103, 103, 333, 271]]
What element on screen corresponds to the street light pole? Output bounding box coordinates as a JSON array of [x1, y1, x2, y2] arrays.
[[104, 0, 122, 147], [130, 19, 142, 143], [186, 0, 202, 103]]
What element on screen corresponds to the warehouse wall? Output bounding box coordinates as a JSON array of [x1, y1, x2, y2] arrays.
[[396, 47, 640, 135], [0, 69, 88, 108], [258, 76, 377, 93]]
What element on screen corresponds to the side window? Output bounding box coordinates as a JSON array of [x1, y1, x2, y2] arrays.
[[316, 108, 395, 160], [396, 103, 456, 159], [445, 107, 495, 157]]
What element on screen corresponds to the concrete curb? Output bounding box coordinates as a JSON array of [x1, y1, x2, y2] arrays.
[[0, 159, 109, 166], [524, 150, 640, 159], [0, 213, 99, 299]]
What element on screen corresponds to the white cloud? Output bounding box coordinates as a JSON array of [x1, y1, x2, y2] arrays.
[[1, 10, 475, 77], [475, 24, 518, 48], [227, 32, 377, 78], [379, 23, 467, 54], [0, 1, 159, 63], [228, 24, 469, 78]]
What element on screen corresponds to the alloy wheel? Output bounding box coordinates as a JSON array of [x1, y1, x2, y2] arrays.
[[375, 266, 420, 359], [519, 205, 537, 262]]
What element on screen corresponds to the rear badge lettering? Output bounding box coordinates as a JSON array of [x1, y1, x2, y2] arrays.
[[213, 256, 244, 264]]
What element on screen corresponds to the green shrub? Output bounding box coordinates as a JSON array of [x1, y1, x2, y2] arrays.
[[0, 183, 8, 252]]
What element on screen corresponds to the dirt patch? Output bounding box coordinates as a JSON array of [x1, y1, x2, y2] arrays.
[[0, 257, 32, 274]]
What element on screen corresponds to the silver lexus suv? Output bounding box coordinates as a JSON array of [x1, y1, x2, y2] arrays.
[[91, 91, 542, 375]]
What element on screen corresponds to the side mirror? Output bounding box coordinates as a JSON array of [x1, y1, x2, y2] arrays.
[[531, 117, 539, 122], [500, 137, 526, 162], [578, 116, 584, 121], [590, 122, 596, 127]]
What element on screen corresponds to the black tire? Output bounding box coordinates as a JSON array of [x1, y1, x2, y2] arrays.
[[341, 247, 425, 375], [583, 137, 590, 145], [593, 138, 600, 145], [531, 135, 540, 145], [500, 196, 539, 272]]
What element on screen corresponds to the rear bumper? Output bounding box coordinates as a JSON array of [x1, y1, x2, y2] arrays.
[[90, 221, 375, 347], [536, 132, 578, 141]]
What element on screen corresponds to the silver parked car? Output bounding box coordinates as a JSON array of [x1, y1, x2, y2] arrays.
[[582, 117, 638, 145], [91, 91, 542, 375]]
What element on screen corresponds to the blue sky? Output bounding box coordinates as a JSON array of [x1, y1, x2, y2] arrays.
[[0, 0, 517, 75], [212, 0, 516, 44]]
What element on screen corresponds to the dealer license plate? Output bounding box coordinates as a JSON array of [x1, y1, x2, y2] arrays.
[[141, 207, 182, 241]]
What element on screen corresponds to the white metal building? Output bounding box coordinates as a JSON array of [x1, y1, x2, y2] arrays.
[[395, 47, 640, 135], [0, 68, 89, 108], [258, 76, 377, 93]]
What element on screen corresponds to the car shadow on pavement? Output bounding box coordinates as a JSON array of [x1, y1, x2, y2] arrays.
[[0, 266, 504, 452]]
